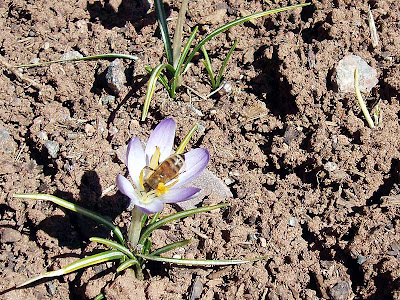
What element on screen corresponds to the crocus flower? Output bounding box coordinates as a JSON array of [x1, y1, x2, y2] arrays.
[[116, 118, 210, 214]]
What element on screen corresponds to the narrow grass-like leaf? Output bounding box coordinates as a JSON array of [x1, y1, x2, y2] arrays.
[[172, 0, 189, 68], [90, 237, 135, 259], [16, 53, 138, 68], [139, 254, 263, 266], [142, 63, 175, 121], [13, 194, 125, 245], [138, 203, 229, 245], [150, 239, 191, 256], [155, 0, 173, 64], [176, 123, 198, 154], [183, 3, 310, 71], [143, 239, 152, 255], [117, 259, 140, 273], [216, 39, 238, 87], [17, 250, 125, 288], [150, 212, 161, 224], [172, 26, 198, 90], [145, 65, 169, 90], [93, 294, 105, 300], [201, 45, 216, 88]]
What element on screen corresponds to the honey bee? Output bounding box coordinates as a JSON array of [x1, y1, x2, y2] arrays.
[[143, 154, 185, 192]]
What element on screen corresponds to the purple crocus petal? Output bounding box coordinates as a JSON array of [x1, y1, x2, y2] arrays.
[[145, 118, 176, 164], [159, 187, 201, 204], [173, 148, 210, 188], [126, 137, 146, 189], [136, 199, 164, 214], [116, 174, 141, 206]]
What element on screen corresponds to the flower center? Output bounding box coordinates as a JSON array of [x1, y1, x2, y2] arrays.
[[137, 147, 179, 203]]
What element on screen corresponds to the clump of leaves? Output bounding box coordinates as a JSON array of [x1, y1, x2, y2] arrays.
[[142, 1, 310, 120]]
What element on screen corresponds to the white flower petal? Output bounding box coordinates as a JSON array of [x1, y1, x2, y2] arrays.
[[136, 199, 164, 214], [127, 137, 146, 188], [174, 148, 210, 188], [116, 174, 141, 206], [159, 187, 201, 204], [145, 118, 176, 164]]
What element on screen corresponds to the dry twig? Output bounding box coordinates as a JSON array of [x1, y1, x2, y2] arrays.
[[0, 55, 44, 90]]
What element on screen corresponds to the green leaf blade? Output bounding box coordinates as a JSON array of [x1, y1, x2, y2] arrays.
[[90, 237, 135, 259], [155, 0, 173, 64], [172, 0, 189, 68], [13, 193, 125, 245], [17, 250, 125, 288], [138, 203, 229, 245], [17, 53, 138, 68], [216, 39, 238, 87], [150, 239, 191, 256], [117, 259, 140, 273], [142, 63, 175, 121], [139, 254, 263, 266], [201, 45, 216, 88]]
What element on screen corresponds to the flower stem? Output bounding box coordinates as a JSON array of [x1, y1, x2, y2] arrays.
[[128, 207, 144, 248]]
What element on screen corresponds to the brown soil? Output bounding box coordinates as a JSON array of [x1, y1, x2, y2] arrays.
[[1, 0, 400, 299]]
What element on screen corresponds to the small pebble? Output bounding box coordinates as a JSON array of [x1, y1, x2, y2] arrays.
[[46, 281, 56, 296], [197, 124, 205, 134], [218, 81, 233, 95], [284, 125, 301, 145], [288, 217, 297, 227], [189, 105, 204, 117], [105, 59, 127, 95], [329, 281, 350, 300], [357, 255, 366, 265], [209, 109, 217, 115], [37, 131, 48, 141], [101, 94, 116, 105], [190, 276, 203, 300], [60, 50, 83, 61], [259, 237, 267, 247], [334, 54, 378, 93], [44, 140, 60, 158], [224, 177, 234, 185], [29, 58, 40, 64], [0, 127, 17, 153], [84, 124, 96, 137], [324, 161, 338, 172], [0, 228, 22, 243]]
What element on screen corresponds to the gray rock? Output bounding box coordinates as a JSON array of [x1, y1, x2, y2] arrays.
[[324, 161, 338, 172], [44, 140, 60, 158], [60, 51, 83, 61], [189, 276, 203, 300], [0, 228, 22, 243], [177, 169, 233, 210], [288, 217, 297, 227], [334, 54, 378, 93], [101, 94, 116, 106], [329, 281, 350, 300], [0, 127, 17, 153], [106, 59, 126, 95], [37, 131, 48, 141], [357, 255, 366, 265]]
